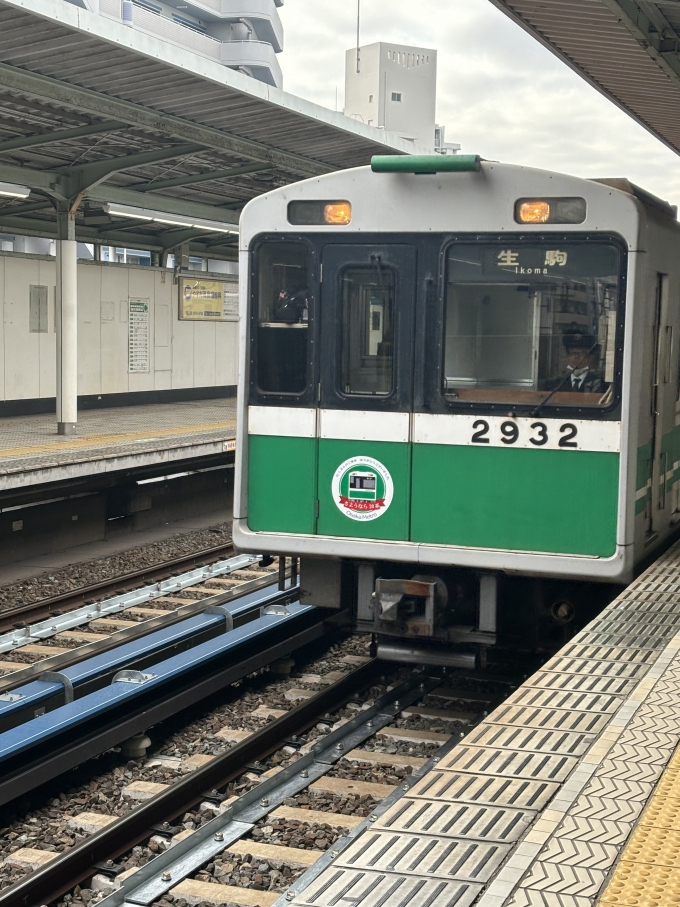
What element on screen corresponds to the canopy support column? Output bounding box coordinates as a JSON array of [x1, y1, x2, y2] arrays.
[[56, 203, 78, 436]]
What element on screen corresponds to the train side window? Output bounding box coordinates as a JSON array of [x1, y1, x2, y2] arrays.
[[253, 241, 311, 395], [339, 266, 395, 396]]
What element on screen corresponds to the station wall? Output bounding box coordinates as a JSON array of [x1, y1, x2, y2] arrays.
[[0, 251, 238, 412]]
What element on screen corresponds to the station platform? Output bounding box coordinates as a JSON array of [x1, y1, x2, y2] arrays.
[[284, 542, 680, 907], [0, 398, 236, 492]]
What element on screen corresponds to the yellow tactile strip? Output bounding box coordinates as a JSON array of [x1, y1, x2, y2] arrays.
[[599, 745, 680, 906], [0, 421, 235, 458]]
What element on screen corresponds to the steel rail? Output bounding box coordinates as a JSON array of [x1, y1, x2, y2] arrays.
[[0, 541, 236, 634], [0, 568, 277, 696], [103, 669, 442, 907], [0, 589, 321, 806], [0, 650, 375, 907]]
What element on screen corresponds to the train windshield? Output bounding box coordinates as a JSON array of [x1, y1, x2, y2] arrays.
[[443, 240, 621, 407]]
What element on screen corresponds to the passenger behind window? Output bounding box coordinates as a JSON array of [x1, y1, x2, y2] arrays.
[[272, 287, 309, 324]]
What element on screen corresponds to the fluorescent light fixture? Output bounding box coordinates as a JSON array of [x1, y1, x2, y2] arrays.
[[106, 202, 238, 234], [0, 181, 31, 199]]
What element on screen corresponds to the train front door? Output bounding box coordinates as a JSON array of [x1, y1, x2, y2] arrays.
[[316, 244, 416, 540]]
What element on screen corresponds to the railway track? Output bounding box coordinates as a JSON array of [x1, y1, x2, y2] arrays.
[[0, 647, 524, 907], [0, 552, 280, 695], [0, 550, 340, 807], [0, 542, 237, 635]]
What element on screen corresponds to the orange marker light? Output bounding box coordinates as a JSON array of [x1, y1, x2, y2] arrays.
[[324, 202, 352, 225], [518, 200, 550, 223]]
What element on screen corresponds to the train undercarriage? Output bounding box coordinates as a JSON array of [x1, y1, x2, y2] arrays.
[[297, 556, 620, 666]]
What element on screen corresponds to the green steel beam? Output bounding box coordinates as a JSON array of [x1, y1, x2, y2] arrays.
[[0, 61, 331, 179], [0, 121, 127, 154], [0, 200, 52, 218], [58, 142, 205, 193], [139, 162, 270, 192], [91, 185, 240, 224], [0, 161, 240, 223]]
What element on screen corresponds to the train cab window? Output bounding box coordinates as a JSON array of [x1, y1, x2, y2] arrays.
[[340, 266, 395, 396], [253, 241, 311, 395], [442, 241, 621, 408]]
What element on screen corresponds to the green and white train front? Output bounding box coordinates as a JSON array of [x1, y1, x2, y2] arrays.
[[233, 159, 647, 652]]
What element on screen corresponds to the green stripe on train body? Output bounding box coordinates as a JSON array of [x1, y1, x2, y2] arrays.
[[248, 432, 620, 557], [247, 435, 316, 534], [411, 444, 619, 556]]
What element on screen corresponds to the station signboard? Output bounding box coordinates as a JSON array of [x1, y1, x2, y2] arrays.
[[179, 277, 238, 322]]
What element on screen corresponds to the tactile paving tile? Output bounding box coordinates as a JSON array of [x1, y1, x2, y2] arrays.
[[502, 689, 622, 714], [635, 795, 680, 830], [438, 746, 578, 781], [602, 742, 672, 767], [596, 757, 667, 784], [409, 771, 559, 810], [648, 766, 680, 799], [620, 824, 680, 867], [568, 794, 645, 825], [462, 725, 594, 757], [575, 627, 677, 648], [578, 776, 654, 803], [517, 862, 606, 897], [538, 657, 648, 680], [289, 869, 482, 907], [591, 613, 680, 631], [539, 838, 619, 869], [614, 729, 680, 750], [621, 703, 680, 727], [488, 705, 610, 735], [374, 799, 533, 842], [551, 814, 631, 847], [525, 672, 638, 696], [507, 891, 592, 907], [555, 645, 657, 664], [336, 831, 510, 882], [599, 860, 680, 907]]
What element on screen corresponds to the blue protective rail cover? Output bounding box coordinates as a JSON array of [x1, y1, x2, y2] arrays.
[[0, 584, 288, 722], [0, 601, 313, 763]]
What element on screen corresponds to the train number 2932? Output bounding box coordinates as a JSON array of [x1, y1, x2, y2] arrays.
[[471, 420, 578, 448]]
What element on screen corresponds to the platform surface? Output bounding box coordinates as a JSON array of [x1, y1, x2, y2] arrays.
[[284, 541, 680, 907], [0, 398, 236, 490]]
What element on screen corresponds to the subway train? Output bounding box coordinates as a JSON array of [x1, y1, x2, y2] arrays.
[[232, 155, 680, 661]]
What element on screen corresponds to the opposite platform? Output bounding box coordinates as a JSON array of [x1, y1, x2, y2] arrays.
[[0, 398, 236, 491], [281, 541, 680, 907]]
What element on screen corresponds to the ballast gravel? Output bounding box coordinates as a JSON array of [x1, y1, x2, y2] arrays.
[[0, 635, 378, 891], [0, 523, 233, 613], [0, 633, 517, 907]]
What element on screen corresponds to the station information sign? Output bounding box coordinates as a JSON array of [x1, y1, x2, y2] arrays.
[[179, 277, 238, 322], [128, 298, 150, 373]]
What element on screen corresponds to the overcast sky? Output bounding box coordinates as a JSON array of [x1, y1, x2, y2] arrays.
[[277, 0, 680, 206]]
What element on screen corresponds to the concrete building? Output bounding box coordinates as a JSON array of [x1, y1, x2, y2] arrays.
[[344, 42, 459, 153], [71, 0, 284, 87]]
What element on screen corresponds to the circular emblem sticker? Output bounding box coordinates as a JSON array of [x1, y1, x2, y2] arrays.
[[332, 456, 393, 522]]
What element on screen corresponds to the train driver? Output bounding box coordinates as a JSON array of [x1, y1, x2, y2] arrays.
[[559, 330, 607, 394]]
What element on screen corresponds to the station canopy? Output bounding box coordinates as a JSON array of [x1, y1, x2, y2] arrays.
[[489, 0, 680, 158], [0, 0, 413, 258]]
